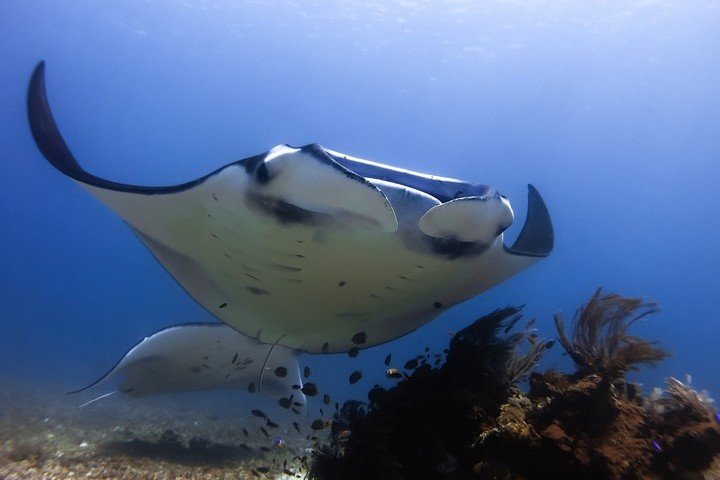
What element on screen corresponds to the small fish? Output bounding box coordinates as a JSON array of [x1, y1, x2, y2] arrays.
[[248, 382, 256, 393], [545, 340, 555, 349], [311, 419, 325, 430], [322, 342, 329, 353], [266, 419, 279, 428], [251, 409, 266, 418], [260, 427, 269, 437], [525, 318, 536, 329], [348, 347, 359, 358], [292, 421, 301, 433], [304, 366, 311, 378], [256, 466, 270, 473], [349, 370, 362, 384], [242, 428, 249, 436], [404, 359, 418, 370], [301, 383, 318, 396], [274, 366, 288, 378], [320, 408, 324, 416], [292, 408, 301, 414], [232, 353, 238, 364], [384, 354, 392, 366], [293, 401, 303, 407], [386, 368, 403, 379], [351, 331, 367, 344], [278, 397, 292, 409], [323, 394, 331, 405], [651, 439, 662, 452], [292, 384, 301, 389]]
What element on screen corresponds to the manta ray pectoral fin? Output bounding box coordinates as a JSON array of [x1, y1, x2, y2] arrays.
[[249, 143, 398, 231], [504, 184, 553, 258], [417, 194, 514, 244], [69, 323, 304, 404]]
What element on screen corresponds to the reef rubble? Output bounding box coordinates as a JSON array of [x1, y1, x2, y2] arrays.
[[310, 289, 720, 480]]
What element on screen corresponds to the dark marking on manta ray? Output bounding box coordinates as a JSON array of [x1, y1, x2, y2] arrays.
[[260, 427, 269, 437], [248, 382, 256, 393], [207, 213, 214, 219], [384, 354, 392, 366], [292, 407, 301, 414], [218, 303, 227, 309], [295, 254, 305, 258], [293, 422, 301, 433], [211, 233, 219, 239], [249, 194, 328, 225], [293, 401, 303, 407], [224, 372, 231, 378], [304, 366, 311, 378], [246, 286, 270, 295], [430, 237, 488, 259], [384, 285, 397, 292], [245, 273, 261, 281], [352, 331, 367, 344], [338, 280, 346, 287], [322, 342, 329, 353], [232, 353, 238, 364], [266, 418, 279, 428], [251, 409, 266, 418], [212, 193, 218, 201], [369, 294, 385, 300], [434, 301, 443, 309], [272, 264, 302, 272], [274, 366, 288, 378]]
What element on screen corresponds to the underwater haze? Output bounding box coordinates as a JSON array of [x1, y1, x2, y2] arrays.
[[1, 0, 719, 436]]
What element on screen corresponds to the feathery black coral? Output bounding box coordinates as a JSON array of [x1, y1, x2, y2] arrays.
[[554, 288, 669, 378]]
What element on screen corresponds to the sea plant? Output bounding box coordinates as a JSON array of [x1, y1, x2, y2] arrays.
[[554, 288, 669, 379]]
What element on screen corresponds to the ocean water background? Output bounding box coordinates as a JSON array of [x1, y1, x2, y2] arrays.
[[1, 0, 718, 410]]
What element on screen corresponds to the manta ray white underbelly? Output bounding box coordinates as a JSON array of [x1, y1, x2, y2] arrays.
[[27, 61, 553, 357]]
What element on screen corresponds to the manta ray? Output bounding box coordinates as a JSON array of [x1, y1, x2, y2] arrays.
[[27, 62, 553, 402]]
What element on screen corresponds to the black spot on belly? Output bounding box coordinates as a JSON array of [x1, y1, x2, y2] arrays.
[[211, 233, 219, 239], [218, 303, 227, 309], [245, 273, 261, 281], [247, 286, 270, 295], [272, 264, 302, 272], [384, 285, 397, 292], [434, 301, 443, 309]]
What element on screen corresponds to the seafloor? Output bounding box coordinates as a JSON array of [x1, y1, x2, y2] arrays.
[[0, 380, 308, 479]]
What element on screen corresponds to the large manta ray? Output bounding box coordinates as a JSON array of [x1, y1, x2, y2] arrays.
[[27, 62, 553, 400]]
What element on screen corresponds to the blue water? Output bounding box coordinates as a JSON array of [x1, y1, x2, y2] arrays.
[[1, 1, 719, 407]]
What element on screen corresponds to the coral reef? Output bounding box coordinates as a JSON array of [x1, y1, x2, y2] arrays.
[[310, 290, 720, 480]]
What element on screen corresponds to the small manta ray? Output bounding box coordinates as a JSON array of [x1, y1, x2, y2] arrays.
[[26, 62, 553, 402]]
